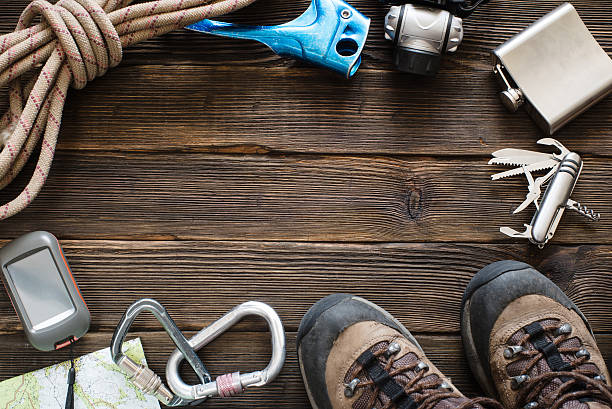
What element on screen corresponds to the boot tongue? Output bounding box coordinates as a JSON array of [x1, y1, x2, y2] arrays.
[[506, 319, 601, 409], [344, 341, 484, 409]]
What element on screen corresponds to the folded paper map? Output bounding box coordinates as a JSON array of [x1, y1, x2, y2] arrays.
[[0, 338, 161, 409]]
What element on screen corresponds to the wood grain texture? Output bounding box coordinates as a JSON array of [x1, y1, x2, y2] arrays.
[[0, 0, 611, 406], [47, 65, 612, 156], [0, 1, 611, 156], [0, 330, 609, 408], [0, 241, 608, 333], [1, 0, 610, 67], [0, 153, 609, 243]]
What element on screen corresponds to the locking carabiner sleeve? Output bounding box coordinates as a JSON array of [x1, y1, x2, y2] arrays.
[[165, 301, 286, 401]]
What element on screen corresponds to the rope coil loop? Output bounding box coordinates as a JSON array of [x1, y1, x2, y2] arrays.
[[0, 0, 257, 220]]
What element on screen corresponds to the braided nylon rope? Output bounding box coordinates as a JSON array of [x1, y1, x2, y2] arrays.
[[0, 0, 257, 220]]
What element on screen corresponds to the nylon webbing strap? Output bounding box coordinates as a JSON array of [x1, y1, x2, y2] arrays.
[[357, 350, 418, 409], [524, 322, 572, 372]]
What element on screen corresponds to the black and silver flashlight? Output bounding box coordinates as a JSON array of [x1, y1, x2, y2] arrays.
[[382, 0, 491, 76]]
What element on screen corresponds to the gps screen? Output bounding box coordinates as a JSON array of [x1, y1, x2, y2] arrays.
[[6, 249, 75, 330]]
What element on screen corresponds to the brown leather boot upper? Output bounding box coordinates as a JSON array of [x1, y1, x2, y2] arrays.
[[461, 261, 612, 409], [298, 294, 504, 409], [490, 294, 611, 409], [325, 321, 502, 409]]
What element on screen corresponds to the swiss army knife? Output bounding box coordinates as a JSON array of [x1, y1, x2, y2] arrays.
[[490, 138, 600, 248]]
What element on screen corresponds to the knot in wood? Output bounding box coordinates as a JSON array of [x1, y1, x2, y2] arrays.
[[406, 188, 424, 220]]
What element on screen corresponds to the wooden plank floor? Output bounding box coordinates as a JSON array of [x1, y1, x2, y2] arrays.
[[1, 0, 611, 407]]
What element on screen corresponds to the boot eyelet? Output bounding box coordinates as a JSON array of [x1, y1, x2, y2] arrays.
[[511, 375, 530, 390], [594, 375, 606, 384], [555, 323, 572, 336], [384, 342, 401, 359], [415, 362, 429, 373], [344, 378, 360, 398], [524, 402, 538, 409], [438, 381, 453, 392], [504, 345, 525, 359], [575, 349, 590, 360]]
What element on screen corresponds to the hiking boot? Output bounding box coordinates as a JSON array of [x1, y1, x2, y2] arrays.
[[461, 260, 612, 409], [297, 294, 504, 409]]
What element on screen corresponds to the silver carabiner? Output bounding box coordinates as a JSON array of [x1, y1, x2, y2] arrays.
[[110, 299, 285, 407], [165, 301, 286, 400], [110, 299, 211, 406]]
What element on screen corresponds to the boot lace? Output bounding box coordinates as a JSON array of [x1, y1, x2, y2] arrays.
[[506, 321, 612, 409], [345, 342, 505, 409]]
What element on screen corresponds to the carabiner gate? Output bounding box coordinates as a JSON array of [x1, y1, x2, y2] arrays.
[[110, 299, 285, 407]]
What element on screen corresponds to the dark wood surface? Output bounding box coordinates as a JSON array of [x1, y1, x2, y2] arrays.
[[0, 0, 611, 407]]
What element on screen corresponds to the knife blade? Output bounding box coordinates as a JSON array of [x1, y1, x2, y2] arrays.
[[512, 167, 540, 214], [513, 191, 540, 214], [489, 157, 545, 167], [491, 148, 553, 165], [491, 159, 559, 180]]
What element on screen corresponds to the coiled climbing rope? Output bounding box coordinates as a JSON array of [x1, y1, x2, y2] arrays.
[[0, 0, 257, 220]]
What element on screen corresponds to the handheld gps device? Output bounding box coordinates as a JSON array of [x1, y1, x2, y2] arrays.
[[0, 231, 90, 351]]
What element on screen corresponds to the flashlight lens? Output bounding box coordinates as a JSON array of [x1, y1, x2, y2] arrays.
[[394, 47, 441, 76]]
